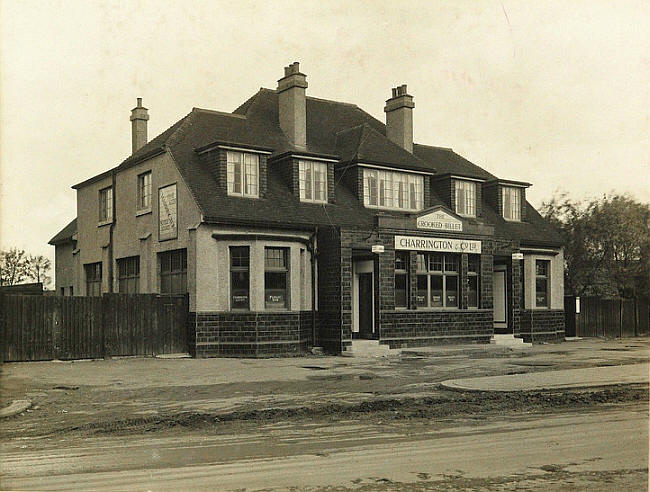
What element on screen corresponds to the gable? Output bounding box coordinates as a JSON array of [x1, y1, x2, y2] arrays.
[[416, 206, 463, 232]]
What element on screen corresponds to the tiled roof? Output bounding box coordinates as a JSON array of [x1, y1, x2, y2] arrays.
[[64, 86, 562, 246], [413, 144, 496, 180], [48, 218, 77, 245]]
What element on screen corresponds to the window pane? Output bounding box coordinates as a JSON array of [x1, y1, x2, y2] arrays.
[[445, 276, 458, 307], [395, 273, 407, 308], [444, 254, 458, 272], [395, 251, 408, 271], [416, 254, 427, 272], [430, 275, 443, 307], [265, 272, 287, 308], [231, 247, 249, 267], [430, 254, 443, 272], [314, 164, 326, 201], [536, 279, 548, 307], [416, 275, 428, 307], [231, 271, 249, 309], [366, 171, 378, 206], [468, 256, 480, 273], [536, 260, 548, 276]]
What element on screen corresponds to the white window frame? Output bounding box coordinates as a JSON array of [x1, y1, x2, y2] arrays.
[[227, 151, 259, 198], [454, 180, 476, 217], [137, 171, 152, 211], [299, 160, 328, 203], [99, 187, 113, 223], [502, 186, 521, 221], [363, 168, 423, 212]]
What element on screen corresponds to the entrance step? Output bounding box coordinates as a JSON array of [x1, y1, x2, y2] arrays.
[[490, 334, 532, 348], [343, 339, 401, 357]]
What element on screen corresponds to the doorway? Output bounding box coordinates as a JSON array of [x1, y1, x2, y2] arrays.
[[352, 259, 376, 339], [493, 265, 509, 333]]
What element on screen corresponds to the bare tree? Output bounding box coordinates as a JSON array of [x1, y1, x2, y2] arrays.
[[26, 254, 52, 288], [0, 247, 29, 286]]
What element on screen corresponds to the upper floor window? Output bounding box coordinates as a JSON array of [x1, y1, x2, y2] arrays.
[[363, 169, 423, 212], [99, 187, 113, 223], [454, 180, 476, 217], [502, 186, 521, 221], [299, 160, 327, 203], [227, 151, 259, 198], [137, 171, 152, 210]]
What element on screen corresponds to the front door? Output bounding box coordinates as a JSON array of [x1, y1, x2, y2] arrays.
[[358, 273, 374, 339], [493, 269, 509, 333]]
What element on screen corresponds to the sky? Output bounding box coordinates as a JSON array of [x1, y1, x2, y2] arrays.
[[1, 0, 649, 273]]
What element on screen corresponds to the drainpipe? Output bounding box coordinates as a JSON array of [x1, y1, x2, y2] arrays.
[[309, 226, 319, 349], [108, 170, 116, 293]]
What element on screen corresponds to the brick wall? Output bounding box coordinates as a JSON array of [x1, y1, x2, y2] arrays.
[[520, 309, 565, 343], [190, 310, 313, 358], [431, 177, 453, 209], [380, 310, 493, 348], [316, 227, 343, 352]]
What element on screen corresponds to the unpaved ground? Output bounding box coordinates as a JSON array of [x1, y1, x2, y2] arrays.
[[1, 338, 648, 439]]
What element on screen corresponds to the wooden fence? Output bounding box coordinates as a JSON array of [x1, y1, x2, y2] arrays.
[[0, 293, 188, 362], [564, 296, 649, 338]]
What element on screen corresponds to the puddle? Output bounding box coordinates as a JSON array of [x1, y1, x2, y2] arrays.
[[601, 348, 631, 352], [302, 366, 329, 370]]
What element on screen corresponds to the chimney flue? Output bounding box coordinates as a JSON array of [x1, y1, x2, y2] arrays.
[[130, 97, 149, 154], [277, 62, 308, 149], [384, 84, 414, 153]]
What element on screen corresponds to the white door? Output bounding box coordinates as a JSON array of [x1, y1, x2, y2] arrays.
[[493, 270, 507, 330]]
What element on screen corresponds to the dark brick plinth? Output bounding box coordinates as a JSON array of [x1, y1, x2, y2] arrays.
[[520, 309, 565, 343], [189, 311, 314, 358], [380, 309, 494, 349]]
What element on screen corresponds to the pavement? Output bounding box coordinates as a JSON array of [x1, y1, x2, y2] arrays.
[[441, 362, 649, 392]]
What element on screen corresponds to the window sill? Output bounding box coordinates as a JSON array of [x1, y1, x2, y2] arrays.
[[456, 213, 476, 219], [300, 199, 328, 205], [503, 217, 522, 222], [227, 193, 260, 200], [98, 219, 113, 227], [136, 208, 152, 217]]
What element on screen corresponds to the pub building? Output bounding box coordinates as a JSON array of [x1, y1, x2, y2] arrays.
[[49, 62, 565, 357]]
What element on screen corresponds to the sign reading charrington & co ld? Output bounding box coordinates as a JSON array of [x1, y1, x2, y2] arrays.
[[416, 210, 463, 232], [394, 235, 481, 254]]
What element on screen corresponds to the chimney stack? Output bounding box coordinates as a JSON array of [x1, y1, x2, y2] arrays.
[[384, 85, 414, 153], [130, 97, 149, 154], [277, 62, 308, 149]]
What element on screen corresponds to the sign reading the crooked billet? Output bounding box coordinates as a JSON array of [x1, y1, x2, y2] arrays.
[[416, 210, 463, 232], [159, 184, 177, 241], [394, 235, 481, 254]]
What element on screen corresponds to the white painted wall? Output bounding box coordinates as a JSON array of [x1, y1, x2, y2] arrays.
[[523, 248, 564, 310], [194, 224, 313, 312]]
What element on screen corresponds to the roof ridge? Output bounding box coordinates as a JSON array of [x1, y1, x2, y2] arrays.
[[165, 109, 198, 147], [193, 107, 246, 119], [414, 142, 454, 151]]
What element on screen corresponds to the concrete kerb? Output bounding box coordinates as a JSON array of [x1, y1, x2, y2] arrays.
[[440, 363, 650, 393]]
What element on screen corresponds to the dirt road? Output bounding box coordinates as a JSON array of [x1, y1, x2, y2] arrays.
[[2, 404, 647, 491]]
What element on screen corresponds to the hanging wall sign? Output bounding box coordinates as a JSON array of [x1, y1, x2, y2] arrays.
[[416, 209, 463, 232], [159, 184, 178, 241], [394, 235, 481, 254]]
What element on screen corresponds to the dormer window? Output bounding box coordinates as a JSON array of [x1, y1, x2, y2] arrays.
[[363, 168, 423, 212], [502, 186, 521, 221], [299, 160, 327, 203], [227, 151, 259, 198], [454, 180, 476, 217]]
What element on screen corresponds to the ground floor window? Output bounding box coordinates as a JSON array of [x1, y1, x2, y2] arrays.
[[117, 256, 140, 294], [84, 262, 102, 296], [416, 253, 459, 308], [535, 259, 550, 307], [159, 249, 187, 294], [230, 246, 250, 310], [265, 247, 289, 309], [394, 251, 409, 308], [467, 255, 480, 308]]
